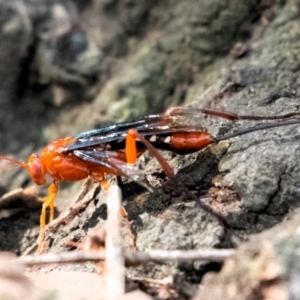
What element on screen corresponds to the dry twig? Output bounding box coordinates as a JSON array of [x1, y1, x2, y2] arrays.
[[105, 185, 125, 299], [17, 248, 234, 266]]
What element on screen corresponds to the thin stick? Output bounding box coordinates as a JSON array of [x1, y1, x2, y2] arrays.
[[105, 185, 125, 299], [71, 177, 94, 205], [17, 248, 235, 266]]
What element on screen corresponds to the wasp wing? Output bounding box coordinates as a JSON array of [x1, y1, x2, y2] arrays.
[[73, 148, 152, 190], [64, 107, 208, 152]]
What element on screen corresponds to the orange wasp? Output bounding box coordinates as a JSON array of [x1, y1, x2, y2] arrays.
[[1, 106, 300, 249]]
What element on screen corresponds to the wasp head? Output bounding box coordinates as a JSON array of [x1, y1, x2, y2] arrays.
[[27, 154, 46, 185]]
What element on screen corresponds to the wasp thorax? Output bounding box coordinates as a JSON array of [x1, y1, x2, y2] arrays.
[[28, 154, 46, 185]]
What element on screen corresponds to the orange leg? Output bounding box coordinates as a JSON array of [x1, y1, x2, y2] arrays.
[[126, 129, 175, 178], [37, 182, 58, 253], [100, 180, 110, 191], [125, 129, 137, 164], [40, 182, 58, 227]]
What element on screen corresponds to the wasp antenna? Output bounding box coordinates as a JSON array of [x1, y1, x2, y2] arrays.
[[0, 155, 26, 168], [215, 119, 300, 142]]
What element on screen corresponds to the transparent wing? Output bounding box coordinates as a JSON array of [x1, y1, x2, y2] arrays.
[[73, 148, 152, 191], [63, 107, 208, 152]]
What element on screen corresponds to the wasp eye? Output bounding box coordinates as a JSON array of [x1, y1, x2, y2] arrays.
[[28, 154, 46, 185]]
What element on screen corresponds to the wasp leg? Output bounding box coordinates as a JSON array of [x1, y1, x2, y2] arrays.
[[125, 129, 137, 164], [126, 129, 175, 179], [37, 182, 58, 253], [100, 180, 110, 191], [41, 182, 58, 227], [120, 205, 128, 217]]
